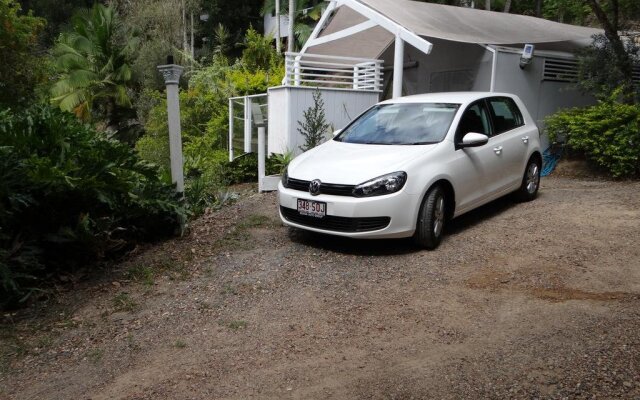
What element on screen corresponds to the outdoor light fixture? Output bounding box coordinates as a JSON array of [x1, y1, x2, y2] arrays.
[[519, 44, 535, 69]]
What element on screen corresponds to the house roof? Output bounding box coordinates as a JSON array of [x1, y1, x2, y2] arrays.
[[305, 5, 394, 58], [306, 0, 602, 58], [361, 0, 601, 45]]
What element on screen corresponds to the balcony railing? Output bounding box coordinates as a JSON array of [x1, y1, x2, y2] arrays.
[[284, 52, 383, 91]]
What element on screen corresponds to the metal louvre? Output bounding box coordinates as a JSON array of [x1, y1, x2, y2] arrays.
[[543, 57, 579, 83], [280, 207, 390, 232], [634, 66, 640, 86]]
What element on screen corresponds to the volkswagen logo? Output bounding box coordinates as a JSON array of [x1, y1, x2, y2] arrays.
[[309, 179, 321, 196]]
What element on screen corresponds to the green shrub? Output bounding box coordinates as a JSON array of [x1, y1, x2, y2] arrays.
[[222, 153, 261, 184], [0, 105, 186, 308], [298, 89, 331, 152], [545, 93, 640, 178], [268, 151, 294, 175]]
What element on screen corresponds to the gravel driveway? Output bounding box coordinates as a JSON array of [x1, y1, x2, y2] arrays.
[[1, 176, 639, 399]]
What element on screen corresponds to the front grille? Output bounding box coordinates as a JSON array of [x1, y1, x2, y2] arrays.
[[280, 207, 390, 233], [286, 178, 355, 196]]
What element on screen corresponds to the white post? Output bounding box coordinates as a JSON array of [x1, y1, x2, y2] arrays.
[[490, 47, 497, 92], [244, 97, 253, 153], [288, 0, 295, 52], [393, 34, 404, 99], [276, 0, 281, 53], [157, 63, 185, 193], [353, 65, 359, 89], [228, 98, 234, 161], [294, 59, 301, 86], [258, 126, 266, 192], [284, 53, 290, 85]]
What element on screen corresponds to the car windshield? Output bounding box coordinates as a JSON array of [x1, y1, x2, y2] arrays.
[[335, 103, 460, 145]]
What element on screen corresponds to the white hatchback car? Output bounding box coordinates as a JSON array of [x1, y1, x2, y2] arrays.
[[278, 92, 541, 249]]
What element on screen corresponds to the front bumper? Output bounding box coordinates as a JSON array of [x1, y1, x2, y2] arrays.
[[277, 182, 421, 238]]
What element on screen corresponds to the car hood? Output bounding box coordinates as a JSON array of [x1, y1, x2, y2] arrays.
[[288, 140, 438, 185]]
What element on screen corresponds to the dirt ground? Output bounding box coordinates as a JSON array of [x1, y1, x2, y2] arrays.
[[1, 174, 639, 400]]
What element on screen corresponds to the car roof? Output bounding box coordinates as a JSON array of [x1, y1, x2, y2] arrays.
[[378, 92, 518, 105]]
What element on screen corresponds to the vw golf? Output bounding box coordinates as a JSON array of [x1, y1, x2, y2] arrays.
[[278, 92, 542, 249]]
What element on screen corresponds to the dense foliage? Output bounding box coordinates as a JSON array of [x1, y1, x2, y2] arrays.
[[50, 3, 140, 141], [17, 0, 93, 44], [0, 105, 185, 307], [545, 92, 640, 177], [136, 32, 284, 193], [201, 0, 263, 58], [577, 34, 639, 102], [0, 0, 46, 107]]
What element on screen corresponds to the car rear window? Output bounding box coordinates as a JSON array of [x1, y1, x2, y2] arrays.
[[488, 97, 524, 134]]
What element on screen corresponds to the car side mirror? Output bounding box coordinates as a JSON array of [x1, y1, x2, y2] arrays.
[[459, 132, 489, 148], [332, 128, 342, 137]]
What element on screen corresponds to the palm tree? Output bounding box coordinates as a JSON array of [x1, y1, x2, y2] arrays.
[[50, 3, 138, 129], [261, 0, 325, 50]]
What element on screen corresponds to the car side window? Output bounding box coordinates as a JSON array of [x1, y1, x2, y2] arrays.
[[488, 97, 524, 134], [455, 101, 492, 144]]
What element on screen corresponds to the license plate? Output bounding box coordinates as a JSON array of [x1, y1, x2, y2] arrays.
[[297, 199, 326, 218]]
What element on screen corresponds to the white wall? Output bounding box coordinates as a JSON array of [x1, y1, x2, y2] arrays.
[[267, 86, 380, 155], [378, 37, 492, 98], [493, 51, 595, 124]]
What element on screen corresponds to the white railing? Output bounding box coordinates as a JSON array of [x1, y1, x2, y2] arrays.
[[284, 52, 383, 91], [228, 93, 268, 161]]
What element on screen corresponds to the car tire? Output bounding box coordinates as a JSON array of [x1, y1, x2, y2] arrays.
[[515, 156, 541, 202], [414, 185, 446, 250]]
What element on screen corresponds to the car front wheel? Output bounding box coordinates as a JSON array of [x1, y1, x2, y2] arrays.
[[414, 185, 446, 250], [515, 156, 541, 202]]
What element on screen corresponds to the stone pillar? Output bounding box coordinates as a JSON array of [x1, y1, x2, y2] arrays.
[[157, 62, 185, 193]]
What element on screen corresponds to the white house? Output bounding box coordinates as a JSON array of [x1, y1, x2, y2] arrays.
[[229, 0, 624, 190]]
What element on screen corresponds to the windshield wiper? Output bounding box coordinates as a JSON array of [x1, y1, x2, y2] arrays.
[[403, 141, 438, 145], [347, 141, 392, 145]]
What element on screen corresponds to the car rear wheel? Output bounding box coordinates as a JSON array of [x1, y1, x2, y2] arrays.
[[515, 156, 541, 202], [414, 185, 446, 250]]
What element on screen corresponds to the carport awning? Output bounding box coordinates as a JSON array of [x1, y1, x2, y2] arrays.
[[361, 0, 602, 45], [306, 0, 602, 58]]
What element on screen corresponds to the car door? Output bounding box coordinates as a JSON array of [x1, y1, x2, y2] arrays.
[[448, 100, 504, 212], [486, 97, 529, 189]]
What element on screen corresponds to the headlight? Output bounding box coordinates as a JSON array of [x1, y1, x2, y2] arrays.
[[281, 168, 289, 188], [352, 171, 407, 197]]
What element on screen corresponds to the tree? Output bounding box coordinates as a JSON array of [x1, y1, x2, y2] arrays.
[[577, 34, 639, 101], [0, 0, 46, 107], [261, 0, 325, 50], [298, 89, 330, 151], [201, 0, 263, 58], [17, 0, 94, 45], [241, 26, 278, 71], [50, 3, 139, 133], [109, 0, 201, 90], [584, 0, 638, 103]]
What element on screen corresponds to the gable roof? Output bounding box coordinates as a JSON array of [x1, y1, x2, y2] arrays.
[[361, 0, 601, 45], [306, 0, 602, 58]]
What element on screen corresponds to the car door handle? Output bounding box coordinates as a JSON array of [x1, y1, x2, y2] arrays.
[[521, 136, 529, 144], [493, 146, 503, 155]]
